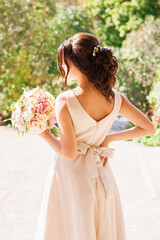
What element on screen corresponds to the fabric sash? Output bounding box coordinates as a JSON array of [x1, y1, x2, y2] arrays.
[[77, 142, 115, 198]]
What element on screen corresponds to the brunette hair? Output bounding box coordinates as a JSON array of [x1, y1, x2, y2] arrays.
[[57, 32, 118, 102]]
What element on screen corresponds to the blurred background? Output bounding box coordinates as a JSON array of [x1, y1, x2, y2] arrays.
[[0, 1, 160, 240], [0, 0, 160, 145]]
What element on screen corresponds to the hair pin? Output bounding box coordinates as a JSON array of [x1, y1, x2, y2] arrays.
[[92, 44, 101, 56]]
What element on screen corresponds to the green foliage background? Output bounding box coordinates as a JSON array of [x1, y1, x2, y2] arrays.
[[0, 0, 160, 145]]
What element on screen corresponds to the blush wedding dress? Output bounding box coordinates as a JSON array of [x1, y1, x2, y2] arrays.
[[35, 88, 127, 240]]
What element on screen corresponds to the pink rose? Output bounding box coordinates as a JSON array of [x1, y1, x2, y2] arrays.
[[30, 117, 36, 123]]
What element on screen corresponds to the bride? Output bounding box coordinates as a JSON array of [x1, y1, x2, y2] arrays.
[[36, 32, 155, 240]]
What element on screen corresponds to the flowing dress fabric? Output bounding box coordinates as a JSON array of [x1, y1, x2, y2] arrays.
[[35, 88, 127, 240]]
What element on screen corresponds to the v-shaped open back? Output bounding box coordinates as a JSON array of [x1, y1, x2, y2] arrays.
[[70, 88, 117, 123], [65, 88, 122, 147]]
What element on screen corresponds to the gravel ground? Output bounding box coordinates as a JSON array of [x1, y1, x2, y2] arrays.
[[0, 119, 160, 240]]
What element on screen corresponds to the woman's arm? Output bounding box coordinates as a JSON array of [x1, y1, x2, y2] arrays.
[[39, 92, 77, 161], [100, 93, 156, 147]]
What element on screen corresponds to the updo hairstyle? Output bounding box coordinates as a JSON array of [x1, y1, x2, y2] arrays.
[[57, 32, 118, 102]]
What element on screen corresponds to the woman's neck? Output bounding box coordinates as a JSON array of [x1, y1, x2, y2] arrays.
[[76, 76, 95, 92]]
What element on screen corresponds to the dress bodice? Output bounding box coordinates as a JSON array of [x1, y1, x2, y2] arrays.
[[64, 88, 122, 146]]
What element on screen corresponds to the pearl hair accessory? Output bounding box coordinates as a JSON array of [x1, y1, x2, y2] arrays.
[[92, 44, 101, 56]]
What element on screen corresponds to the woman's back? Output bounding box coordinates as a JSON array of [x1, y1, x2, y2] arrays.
[[72, 85, 115, 122]]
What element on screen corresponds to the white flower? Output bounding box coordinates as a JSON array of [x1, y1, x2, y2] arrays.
[[28, 97, 37, 105], [36, 114, 48, 124], [23, 109, 34, 121], [25, 99, 33, 109]]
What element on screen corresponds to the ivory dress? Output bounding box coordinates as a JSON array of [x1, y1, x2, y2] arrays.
[[35, 88, 127, 240]]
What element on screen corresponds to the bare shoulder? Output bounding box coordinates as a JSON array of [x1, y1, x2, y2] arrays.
[[118, 91, 140, 115], [118, 92, 137, 110], [119, 92, 129, 103]]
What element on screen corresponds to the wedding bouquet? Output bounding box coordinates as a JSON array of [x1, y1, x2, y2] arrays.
[[4, 86, 59, 137]]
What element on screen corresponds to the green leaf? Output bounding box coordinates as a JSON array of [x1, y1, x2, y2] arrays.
[[3, 117, 12, 122]]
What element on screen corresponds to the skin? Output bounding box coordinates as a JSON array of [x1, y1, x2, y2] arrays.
[[39, 58, 156, 166]]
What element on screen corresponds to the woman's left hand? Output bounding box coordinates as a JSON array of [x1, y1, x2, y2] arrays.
[[39, 115, 57, 137], [39, 129, 49, 137], [99, 136, 111, 167], [100, 155, 109, 167], [48, 114, 57, 128]]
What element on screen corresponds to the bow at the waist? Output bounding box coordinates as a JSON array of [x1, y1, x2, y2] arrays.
[[76, 142, 115, 198]]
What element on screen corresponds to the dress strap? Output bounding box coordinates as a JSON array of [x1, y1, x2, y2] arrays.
[[64, 89, 72, 100], [64, 90, 71, 111], [65, 90, 75, 106], [64, 90, 78, 118], [113, 88, 122, 114]]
